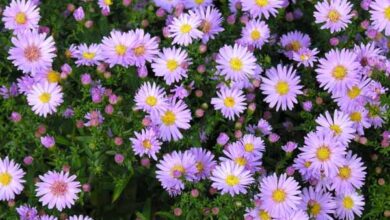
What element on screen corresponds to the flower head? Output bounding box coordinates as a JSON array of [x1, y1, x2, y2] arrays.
[[2, 0, 40, 33], [27, 81, 64, 117], [168, 13, 203, 46], [211, 87, 247, 120], [0, 157, 25, 201], [130, 128, 162, 160], [241, 0, 284, 19], [314, 0, 353, 33]]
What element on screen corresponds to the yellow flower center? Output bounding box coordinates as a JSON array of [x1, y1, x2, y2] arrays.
[[104, 0, 113, 5], [275, 81, 289, 95], [258, 210, 270, 220], [171, 165, 185, 176], [82, 52, 96, 60], [328, 10, 341, 22], [244, 143, 254, 152], [225, 174, 239, 186], [142, 139, 152, 149], [338, 166, 352, 180], [196, 162, 204, 172], [304, 161, 312, 168], [347, 86, 361, 99], [272, 189, 286, 203], [350, 112, 362, 122], [166, 59, 179, 72], [300, 54, 309, 61], [145, 96, 157, 106], [386, 7, 390, 20], [115, 44, 127, 56], [310, 202, 322, 216], [47, 71, 61, 83], [330, 124, 342, 135], [316, 146, 331, 161], [161, 110, 176, 126], [229, 57, 243, 71], [24, 45, 41, 62], [343, 196, 354, 210], [180, 24, 192, 34], [133, 45, 145, 57], [251, 30, 261, 40], [194, 0, 205, 4], [223, 97, 235, 108], [235, 157, 247, 166], [15, 12, 27, 24], [39, 92, 51, 103], [0, 172, 12, 186], [287, 41, 301, 52], [332, 65, 347, 80], [255, 0, 268, 7]]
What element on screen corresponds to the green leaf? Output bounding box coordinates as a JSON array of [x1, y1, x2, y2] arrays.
[[112, 175, 131, 203]]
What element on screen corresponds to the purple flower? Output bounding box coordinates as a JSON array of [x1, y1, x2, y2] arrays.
[[73, 7, 85, 21], [81, 73, 92, 85], [84, 110, 104, 127], [217, 132, 229, 145], [281, 141, 298, 153], [302, 101, 313, 112], [41, 135, 55, 148], [16, 204, 38, 220], [10, 112, 22, 122], [63, 107, 74, 118]]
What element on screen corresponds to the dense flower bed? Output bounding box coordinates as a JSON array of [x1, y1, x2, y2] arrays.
[[0, 0, 389, 219]]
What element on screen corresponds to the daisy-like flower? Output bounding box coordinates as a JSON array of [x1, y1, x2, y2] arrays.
[[153, 0, 179, 12], [259, 173, 301, 218], [2, 0, 40, 33], [134, 82, 168, 113], [40, 215, 57, 220], [183, 0, 213, 9], [8, 30, 56, 75], [210, 161, 254, 196], [240, 134, 265, 157], [0, 157, 25, 201], [334, 77, 371, 111], [241, 0, 284, 19], [314, 0, 353, 33], [221, 142, 262, 173], [156, 151, 197, 196], [257, 118, 272, 135], [101, 30, 133, 67], [34, 69, 62, 84], [17, 204, 38, 220], [316, 49, 361, 96], [292, 48, 319, 67], [293, 154, 315, 181], [216, 44, 257, 81], [128, 29, 159, 67], [282, 210, 309, 220], [299, 131, 346, 178], [346, 107, 371, 135], [98, 0, 113, 13], [84, 110, 104, 127], [367, 103, 387, 128], [151, 100, 192, 142], [189, 6, 224, 43], [244, 207, 273, 220], [168, 13, 203, 46], [331, 151, 366, 193], [370, 0, 390, 36], [335, 192, 365, 220], [240, 19, 270, 49], [211, 86, 247, 120], [189, 147, 217, 181], [315, 110, 355, 146], [260, 64, 303, 111], [354, 43, 385, 70], [68, 215, 94, 220], [300, 187, 336, 220], [35, 171, 81, 211], [130, 128, 162, 160], [27, 81, 64, 117], [73, 43, 103, 67], [151, 47, 191, 85], [280, 31, 311, 59]]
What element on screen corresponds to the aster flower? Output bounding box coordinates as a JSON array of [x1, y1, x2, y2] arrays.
[[16, 204, 38, 220], [211, 86, 247, 120], [315, 110, 355, 146], [299, 131, 346, 178], [156, 151, 197, 196], [240, 134, 265, 157], [335, 192, 365, 220], [168, 13, 203, 46], [316, 49, 361, 96], [293, 154, 315, 181], [189, 6, 224, 43], [257, 119, 272, 135], [17, 75, 35, 95], [314, 0, 353, 33], [210, 161, 254, 196], [39, 215, 57, 220], [244, 207, 273, 220], [281, 210, 309, 220], [259, 173, 301, 218], [151, 100, 192, 142], [34, 69, 62, 84], [130, 128, 162, 160], [240, 19, 270, 49], [292, 48, 319, 67], [189, 147, 217, 181], [151, 47, 191, 85], [26, 81, 64, 117], [281, 141, 298, 153], [101, 30, 133, 67], [367, 103, 387, 128], [153, 0, 179, 12], [346, 107, 371, 135], [35, 171, 81, 211], [0, 157, 25, 201], [183, 0, 213, 9], [370, 0, 390, 36], [127, 29, 159, 67], [73, 43, 103, 67], [221, 142, 262, 173], [8, 30, 56, 75], [334, 77, 371, 111], [68, 215, 94, 220], [354, 43, 385, 73], [260, 64, 303, 111], [2, 0, 40, 33], [84, 110, 104, 127], [331, 151, 366, 193], [98, 0, 112, 13], [280, 31, 311, 59], [134, 82, 168, 113], [241, 0, 284, 19], [300, 187, 336, 220], [216, 44, 257, 81]]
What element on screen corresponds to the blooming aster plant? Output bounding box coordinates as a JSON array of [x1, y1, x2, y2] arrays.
[[0, 0, 389, 219]]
